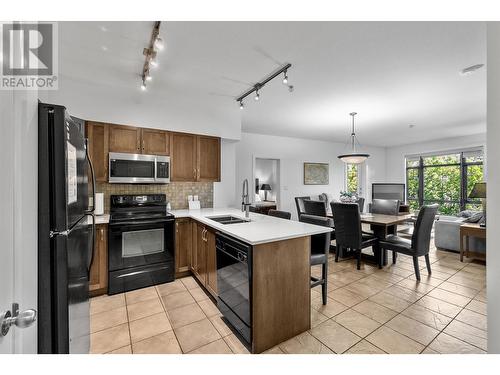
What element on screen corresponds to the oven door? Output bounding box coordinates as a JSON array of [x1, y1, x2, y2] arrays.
[[108, 218, 174, 271], [109, 153, 156, 183]]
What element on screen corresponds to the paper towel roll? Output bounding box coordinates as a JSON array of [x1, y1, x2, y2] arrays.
[[95, 193, 104, 215]]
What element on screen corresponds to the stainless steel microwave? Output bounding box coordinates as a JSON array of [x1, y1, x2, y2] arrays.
[[109, 152, 170, 184]]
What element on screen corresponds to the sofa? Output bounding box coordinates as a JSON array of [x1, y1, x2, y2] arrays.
[[434, 213, 486, 253]]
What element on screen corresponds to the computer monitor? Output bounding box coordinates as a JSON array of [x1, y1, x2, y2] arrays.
[[372, 183, 406, 203]]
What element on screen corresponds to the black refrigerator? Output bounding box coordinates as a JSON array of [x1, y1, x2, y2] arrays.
[[38, 102, 95, 353]]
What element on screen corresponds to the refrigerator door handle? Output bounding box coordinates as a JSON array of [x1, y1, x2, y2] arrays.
[[84, 138, 96, 214], [87, 213, 95, 272]]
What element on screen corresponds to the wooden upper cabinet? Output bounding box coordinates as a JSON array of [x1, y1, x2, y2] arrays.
[[109, 124, 141, 153], [170, 132, 197, 181], [142, 129, 170, 155], [85, 122, 109, 182], [197, 136, 221, 182]]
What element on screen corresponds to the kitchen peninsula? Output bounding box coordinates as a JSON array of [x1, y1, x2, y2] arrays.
[[173, 208, 332, 353]]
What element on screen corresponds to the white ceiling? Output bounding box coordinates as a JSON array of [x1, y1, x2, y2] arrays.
[[56, 21, 486, 147]]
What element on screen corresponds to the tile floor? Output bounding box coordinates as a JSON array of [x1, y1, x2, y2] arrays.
[[90, 241, 487, 354]]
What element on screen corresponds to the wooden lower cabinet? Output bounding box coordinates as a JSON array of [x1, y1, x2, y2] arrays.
[[175, 218, 192, 276], [189, 220, 217, 297], [89, 224, 108, 297], [205, 229, 217, 297]]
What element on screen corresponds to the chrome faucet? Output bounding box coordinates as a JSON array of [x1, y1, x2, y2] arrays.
[[242, 178, 251, 218]]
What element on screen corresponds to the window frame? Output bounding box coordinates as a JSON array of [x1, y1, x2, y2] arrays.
[[405, 150, 483, 214]]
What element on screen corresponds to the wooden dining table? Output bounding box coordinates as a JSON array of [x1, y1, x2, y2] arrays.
[[327, 211, 415, 265]]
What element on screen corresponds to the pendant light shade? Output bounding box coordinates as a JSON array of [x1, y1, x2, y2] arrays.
[[338, 112, 370, 164]]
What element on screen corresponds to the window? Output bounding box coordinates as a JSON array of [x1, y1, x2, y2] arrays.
[[405, 150, 484, 215], [346, 164, 360, 194]]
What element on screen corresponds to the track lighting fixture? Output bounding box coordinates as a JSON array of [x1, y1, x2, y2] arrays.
[[140, 21, 163, 91], [282, 71, 288, 85], [235, 63, 293, 109], [155, 37, 165, 51]]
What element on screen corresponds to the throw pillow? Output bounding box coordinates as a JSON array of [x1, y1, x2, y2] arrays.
[[464, 212, 484, 223], [458, 210, 474, 218]]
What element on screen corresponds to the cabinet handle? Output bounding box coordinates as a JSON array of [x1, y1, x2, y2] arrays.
[[193, 168, 196, 179], [197, 168, 200, 180], [176, 222, 179, 233], [142, 140, 145, 151]]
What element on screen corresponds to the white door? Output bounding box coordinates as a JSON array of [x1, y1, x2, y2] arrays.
[[0, 87, 41, 353]]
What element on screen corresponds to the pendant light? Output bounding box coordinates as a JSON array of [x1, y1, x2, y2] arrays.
[[337, 112, 370, 164]]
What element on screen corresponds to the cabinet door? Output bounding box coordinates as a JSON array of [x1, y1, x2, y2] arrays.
[[205, 229, 217, 297], [85, 122, 109, 182], [170, 133, 197, 181], [197, 136, 221, 181], [89, 224, 108, 296], [109, 124, 141, 153], [175, 218, 191, 275], [142, 129, 170, 155], [195, 223, 208, 285]]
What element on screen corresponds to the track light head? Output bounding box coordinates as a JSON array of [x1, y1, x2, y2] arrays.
[[288, 85, 294, 93], [254, 90, 260, 101], [155, 37, 164, 51], [140, 82, 147, 91], [239, 100, 244, 109], [150, 59, 158, 68], [145, 74, 152, 81], [282, 71, 288, 85]]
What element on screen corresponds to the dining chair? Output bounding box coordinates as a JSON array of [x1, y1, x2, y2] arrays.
[[356, 197, 365, 213], [268, 209, 291, 220], [371, 199, 401, 215], [294, 196, 311, 220], [330, 202, 380, 269], [303, 199, 328, 217], [378, 204, 438, 281], [299, 214, 333, 305]]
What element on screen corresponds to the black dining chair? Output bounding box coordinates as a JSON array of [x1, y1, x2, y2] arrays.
[[371, 199, 401, 215], [356, 197, 365, 213], [303, 199, 328, 217], [300, 214, 333, 305], [268, 209, 291, 220], [379, 204, 438, 281], [330, 202, 380, 269], [294, 196, 311, 220]]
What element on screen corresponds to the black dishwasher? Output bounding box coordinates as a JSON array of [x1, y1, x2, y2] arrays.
[[216, 233, 252, 345]]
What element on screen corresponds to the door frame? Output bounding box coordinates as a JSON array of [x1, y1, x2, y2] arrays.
[[252, 156, 281, 209]]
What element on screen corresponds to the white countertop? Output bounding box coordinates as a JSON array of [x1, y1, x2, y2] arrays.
[[170, 208, 332, 245]]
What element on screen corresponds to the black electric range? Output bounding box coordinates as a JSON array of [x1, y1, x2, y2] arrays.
[[108, 194, 175, 294]]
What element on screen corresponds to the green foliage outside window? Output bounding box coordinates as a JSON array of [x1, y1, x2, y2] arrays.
[[346, 164, 359, 194], [405, 153, 483, 215]]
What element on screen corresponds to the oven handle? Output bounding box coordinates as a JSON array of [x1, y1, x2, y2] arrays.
[[216, 246, 247, 264], [109, 218, 175, 227]]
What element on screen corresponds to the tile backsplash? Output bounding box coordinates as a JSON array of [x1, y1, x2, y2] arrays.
[[96, 182, 213, 212]]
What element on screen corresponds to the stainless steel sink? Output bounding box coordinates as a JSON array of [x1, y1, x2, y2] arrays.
[[206, 215, 250, 225]]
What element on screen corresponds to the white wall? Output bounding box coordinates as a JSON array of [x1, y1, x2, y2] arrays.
[[235, 132, 386, 220], [385, 133, 487, 184], [213, 139, 237, 208], [486, 22, 500, 354]]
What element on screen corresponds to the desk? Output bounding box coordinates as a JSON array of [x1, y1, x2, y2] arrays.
[[460, 223, 486, 262], [250, 202, 277, 215]]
